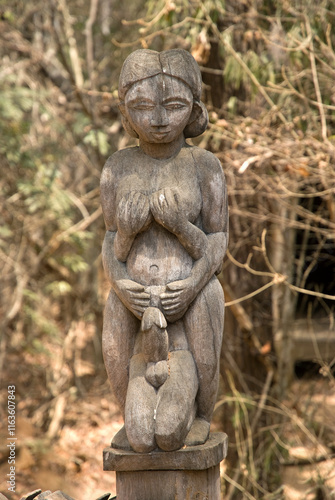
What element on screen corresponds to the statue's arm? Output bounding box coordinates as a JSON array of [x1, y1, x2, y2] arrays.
[[150, 188, 207, 261], [160, 153, 228, 321], [192, 152, 229, 281], [100, 158, 150, 318]]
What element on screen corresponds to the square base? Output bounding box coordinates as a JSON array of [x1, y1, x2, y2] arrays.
[[103, 432, 228, 500]]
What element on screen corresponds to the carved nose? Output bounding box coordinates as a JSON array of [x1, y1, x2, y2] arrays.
[[150, 106, 168, 127]]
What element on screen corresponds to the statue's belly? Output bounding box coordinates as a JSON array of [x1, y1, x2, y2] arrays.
[[126, 224, 193, 286]]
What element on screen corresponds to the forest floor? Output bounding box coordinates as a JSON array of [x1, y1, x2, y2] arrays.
[[0, 367, 121, 500], [1, 353, 334, 500], [280, 376, 335, 500]]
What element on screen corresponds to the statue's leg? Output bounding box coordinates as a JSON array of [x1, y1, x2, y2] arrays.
[[183, 276, 224, 444], [125, 353, 157, 453], [154, 349, 198, 451], [102, 288, 139, 417]]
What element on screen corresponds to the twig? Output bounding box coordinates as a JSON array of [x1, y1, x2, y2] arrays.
[[288, 283, 335, 301], [201, 6, 299, 137], [225, 279, 279, 307], [281, 454, 335, 467], [222, 471, 257, 500], [85, 0, 99, 91], [112, 17, 207, 48], [121, 3, 170, 30], [225, 371, 256, 500], [37, 206, 102, 262], [47, 392, 68, 439], [305, 17, 329, 145], [219, 281, 253, 332], [57, 0, 84, 89], [250, 370, 274, 435], [280, 66, 335, 112], [227, 249, 275, 279]]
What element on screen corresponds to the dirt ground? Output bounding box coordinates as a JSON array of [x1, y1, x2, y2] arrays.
[[0, 377, 121, 500], [280, 377, 335, 500]]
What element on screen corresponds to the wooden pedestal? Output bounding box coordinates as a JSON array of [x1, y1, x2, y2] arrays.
[[103, 432, 228, 500]]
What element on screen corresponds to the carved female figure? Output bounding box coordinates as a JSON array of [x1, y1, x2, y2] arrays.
[[101, 49, 228, 453]]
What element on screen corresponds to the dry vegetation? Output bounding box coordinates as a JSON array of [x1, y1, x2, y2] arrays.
[[0, 0, 335, 499]]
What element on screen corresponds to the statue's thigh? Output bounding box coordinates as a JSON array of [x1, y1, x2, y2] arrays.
[[184, 276, 225, 380], [102, 289, 139, 413], [125, 354, 157, 453]]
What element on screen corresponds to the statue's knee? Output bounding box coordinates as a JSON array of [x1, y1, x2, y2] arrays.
[[154, 409, 188, 451], [127, 431, 156, 453], [155, 431, 184, 452]]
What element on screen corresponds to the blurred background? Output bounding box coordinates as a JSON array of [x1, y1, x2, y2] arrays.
[[0, 0, 334, 498]]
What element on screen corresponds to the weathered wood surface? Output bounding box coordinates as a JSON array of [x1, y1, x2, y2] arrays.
[[105, 433, 227, 500], [116, 466, 221, 500], [101, 48, 228, 454], [1, 491, 114, 500], [104, 431, 228, 472]]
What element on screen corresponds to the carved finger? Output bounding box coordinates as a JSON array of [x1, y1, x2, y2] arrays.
[[131, 301, 150, 309], [128, 287, 150, 298], [130, 300, 150, 309], [130, 300, 147, 309], [150, 196, 165, 224], [163, 303, 182, 312], [136, 193, 147, 213], [149, 193, 160, 216], [126, 284, 145, 292], [139, 196, 151, 222], [117, 197, 127, 219], [162, 300, 180, 311], [132, 191, 145, 212], [161, 291, 182, 300], [131, 306, 145, 316], [157, 190, 167, 209], [163, 304, 180, 311], [164, 188, 177, 209], [161, 298, 180, 306], [130, 293, 150, 302], [152, 190, 164, 209], [161, 294, 180, 305], [166, 283, 184, 291]]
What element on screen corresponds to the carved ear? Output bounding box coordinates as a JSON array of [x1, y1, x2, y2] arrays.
[[184, 101, 208, 138], [118, 101, 126, 117], [188, 101, 202, 124], [118, 102, 139, 138]]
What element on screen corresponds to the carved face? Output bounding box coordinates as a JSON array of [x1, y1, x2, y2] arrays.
[[124, 74, 194, 144]]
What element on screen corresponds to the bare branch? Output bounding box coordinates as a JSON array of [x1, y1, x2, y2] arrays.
[[305, 16, 331, 145], [85, 0, 99, 90]]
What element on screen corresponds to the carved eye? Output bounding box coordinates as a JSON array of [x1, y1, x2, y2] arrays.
[[130, 102, 155, 110], [164, 102, 186, 110]]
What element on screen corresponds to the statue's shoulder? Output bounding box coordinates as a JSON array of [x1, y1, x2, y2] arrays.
[[102, 146, 139, 173], [101, 147, 140, 190], [188, 145, 223, 174]]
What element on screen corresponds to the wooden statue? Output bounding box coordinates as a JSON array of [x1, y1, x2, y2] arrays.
[[101, 49, 228, 453]]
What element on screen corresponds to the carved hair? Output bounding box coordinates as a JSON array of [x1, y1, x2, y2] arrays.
[[118, 49, 208, 139]]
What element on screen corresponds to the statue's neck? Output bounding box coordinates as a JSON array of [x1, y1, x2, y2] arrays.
[[139, 135, 186, 160]]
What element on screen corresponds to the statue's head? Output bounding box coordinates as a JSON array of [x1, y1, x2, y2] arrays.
[[118, 49, 208, 139]]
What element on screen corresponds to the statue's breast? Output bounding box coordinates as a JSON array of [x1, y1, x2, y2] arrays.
[[115, 148, 202, 225], [153, 152, 202, 224]]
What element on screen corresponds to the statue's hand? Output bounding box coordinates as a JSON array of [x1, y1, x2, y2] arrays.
[[160, 277, 196, 322], [150, 187, 187, 234], [117, 191, 152, 238], [116, 279, 150, 319]]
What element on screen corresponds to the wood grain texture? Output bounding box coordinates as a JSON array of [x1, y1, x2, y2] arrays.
[[116, 466, 221, 500], [103, 432, 228, 472], [101, 48, 229, 453]]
